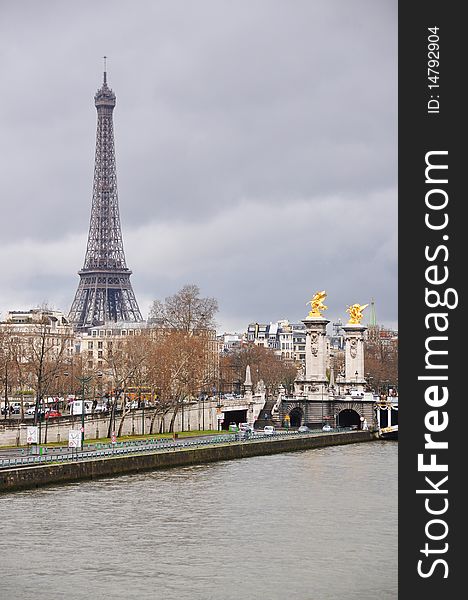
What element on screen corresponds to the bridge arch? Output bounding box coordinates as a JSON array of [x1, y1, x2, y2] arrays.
[[288, 406, 303, 427], [337, 408, 361, 428]]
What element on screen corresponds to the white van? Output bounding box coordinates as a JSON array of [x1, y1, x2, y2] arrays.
[[263, 425, 275, 435], [70, 400, 93, 415]]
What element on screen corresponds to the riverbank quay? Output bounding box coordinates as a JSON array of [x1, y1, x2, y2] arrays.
[[0, 402, 224, 447], [0, 429, 221, 454], [0, 430, 376, 494]]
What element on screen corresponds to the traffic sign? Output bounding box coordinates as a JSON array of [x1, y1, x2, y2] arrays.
[[26, 426, 38, 444], [68, 429, 81, 448]]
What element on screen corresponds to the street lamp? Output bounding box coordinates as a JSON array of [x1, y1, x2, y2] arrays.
[[214, 384, 222, 431], [365, 372, 373, 392], [321, 384, 324, 427], [202, 392, 206, 431], [383, 380, 389, 398], [180, 395, 185, 432], [140, 388, 145, 436], [198, 391, 206, 431], [77, 375, 92, 449]]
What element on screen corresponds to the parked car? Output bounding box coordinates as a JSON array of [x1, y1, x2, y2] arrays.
[[238, 423, 254, 438], [239, 423, 254, 432], [298, 425, 310, 433], [263, 425, 275, 435], [26, 406, 37, 416], [45, 410, 62, 419], [322, 424, 332, 432]]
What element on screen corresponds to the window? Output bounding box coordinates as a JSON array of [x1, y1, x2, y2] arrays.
[[88, 341, 93, 349], [87, 361, 93, 368], [98, 351, 103, 359], [88, 350, 93, 358]]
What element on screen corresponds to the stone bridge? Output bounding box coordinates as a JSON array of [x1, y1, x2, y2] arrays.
[[276, 395, 377, 430]]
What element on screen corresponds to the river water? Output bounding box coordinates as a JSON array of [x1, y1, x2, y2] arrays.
[[1, 441, 397, 600]]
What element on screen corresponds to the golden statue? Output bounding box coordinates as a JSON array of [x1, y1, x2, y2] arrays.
[[346, 303, 369, 324], [306, 291, 328, 318]]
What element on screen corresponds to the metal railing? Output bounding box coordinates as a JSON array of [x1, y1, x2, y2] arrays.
[[0, 427, 353, 470]]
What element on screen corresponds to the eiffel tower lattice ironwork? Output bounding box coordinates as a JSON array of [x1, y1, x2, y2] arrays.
[[69, 67, 143, 330]]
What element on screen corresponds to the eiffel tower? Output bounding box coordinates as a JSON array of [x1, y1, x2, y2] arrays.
[[69, 64, 143, 331]]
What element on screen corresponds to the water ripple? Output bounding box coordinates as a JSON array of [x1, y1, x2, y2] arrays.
[[0, 441, 397, 599]]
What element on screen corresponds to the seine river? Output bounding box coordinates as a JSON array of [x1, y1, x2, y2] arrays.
[[1, 441, 397, 600]]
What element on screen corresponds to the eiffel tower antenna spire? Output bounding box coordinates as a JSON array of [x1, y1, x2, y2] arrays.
[[68, 68, 143, 331]]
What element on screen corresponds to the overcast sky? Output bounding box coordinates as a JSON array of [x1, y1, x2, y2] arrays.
[[0, 0, 397, 333]]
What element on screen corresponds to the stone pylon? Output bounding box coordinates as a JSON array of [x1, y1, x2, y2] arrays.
[[342, 323, 367, 391], [293, 315, 330, 399], [303, 316, 329, 384]]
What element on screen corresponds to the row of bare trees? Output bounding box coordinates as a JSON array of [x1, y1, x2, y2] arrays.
[[0, 287, 222, 435], [0, 314, 73, 421]]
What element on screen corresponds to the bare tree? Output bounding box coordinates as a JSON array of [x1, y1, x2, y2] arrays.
[[100, 332, 150, 438], [145, 331, 211, 433], [221, 344, 298, 397], [149, 284, 218, 333], [365, 327, 398, 392], [146, 284, 219, 433], [0, 327, 16, 418], [114, 332, 152, 436], [25, 315, 72, 429]]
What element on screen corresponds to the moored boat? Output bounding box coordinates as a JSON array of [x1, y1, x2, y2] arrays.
[[375, 395, 398, 440]]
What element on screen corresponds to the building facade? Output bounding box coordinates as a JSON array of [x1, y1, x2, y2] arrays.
[[246, 320, 306, 363]]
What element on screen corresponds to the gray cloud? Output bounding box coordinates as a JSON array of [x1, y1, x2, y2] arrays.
[[0, 0, 397, 332]]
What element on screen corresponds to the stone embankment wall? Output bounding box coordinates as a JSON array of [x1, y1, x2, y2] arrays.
[[0, 431, 376, 493], [0, 403, 220, 447]]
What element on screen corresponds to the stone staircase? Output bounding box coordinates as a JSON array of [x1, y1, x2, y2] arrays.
[[254, 397, 279, 429]]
